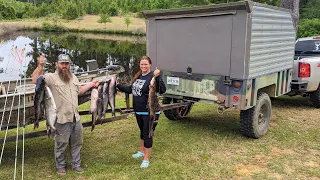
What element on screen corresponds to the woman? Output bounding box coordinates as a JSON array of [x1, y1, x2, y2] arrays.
[[117, 56, 166, 168]]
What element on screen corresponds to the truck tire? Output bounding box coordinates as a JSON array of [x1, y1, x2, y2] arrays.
[[162, 97, 193, 120], [310, 85, 320, 108], [240, 92, 272, 138]]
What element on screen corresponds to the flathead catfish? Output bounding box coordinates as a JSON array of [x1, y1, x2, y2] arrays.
[[44, 86, 58, 137], [90, 88, 99, 131], [148, 76, 159, 138], [108, 75, 117, 117], [34, 75, 46, 129]]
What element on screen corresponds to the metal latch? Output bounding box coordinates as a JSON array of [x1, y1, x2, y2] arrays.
[[223, 77, 232, 85]]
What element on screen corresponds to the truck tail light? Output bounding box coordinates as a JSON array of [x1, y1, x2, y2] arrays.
[[298, 62, 310, 77]]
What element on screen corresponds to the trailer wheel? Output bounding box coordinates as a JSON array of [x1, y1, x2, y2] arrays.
[[162, 97, 193, 120], [310, 85, 320, 108], [240, 92, 271, 138]]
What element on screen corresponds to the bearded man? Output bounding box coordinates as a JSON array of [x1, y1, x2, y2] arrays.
[[32, 54, 99, 175]]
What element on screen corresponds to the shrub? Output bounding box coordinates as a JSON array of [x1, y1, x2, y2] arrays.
[[297, 18, 320, 38]]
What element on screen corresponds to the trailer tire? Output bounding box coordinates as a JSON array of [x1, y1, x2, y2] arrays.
[[310, 85, 320, 108], [162, 97, 193, 120], [240, 92, 271, 138]]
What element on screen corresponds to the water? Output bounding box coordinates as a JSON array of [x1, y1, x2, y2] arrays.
[[0, 31, 146, 83]]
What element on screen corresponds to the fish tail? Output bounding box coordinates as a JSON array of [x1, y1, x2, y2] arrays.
[[91, 112, 97, 132]]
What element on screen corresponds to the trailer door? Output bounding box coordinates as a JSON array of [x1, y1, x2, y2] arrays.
[[154, 14, 233, 76]]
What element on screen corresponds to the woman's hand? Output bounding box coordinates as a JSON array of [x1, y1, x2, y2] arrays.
[[154, 67, 160, 77]]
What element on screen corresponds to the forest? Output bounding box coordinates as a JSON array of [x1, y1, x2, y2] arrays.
[[0, 0, 319, 37]]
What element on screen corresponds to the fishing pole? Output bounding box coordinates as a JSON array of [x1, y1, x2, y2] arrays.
[[0, 79, 19, 165], [0, 45, 19, 130], [14, 45, 26, 180], [21, 46, 28, 180]]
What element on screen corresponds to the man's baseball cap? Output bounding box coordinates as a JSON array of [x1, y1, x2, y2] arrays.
[[57, 54, 71, 63]]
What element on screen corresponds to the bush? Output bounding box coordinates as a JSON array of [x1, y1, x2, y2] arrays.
[[63, 1, 80, 20], [297, 18, 320, 38], [124, 16, 132, 29], [0, 0, 16, 20], [98, 13, 112, 29], [108, 6, 119, 16], [42, 21, 67, 31]]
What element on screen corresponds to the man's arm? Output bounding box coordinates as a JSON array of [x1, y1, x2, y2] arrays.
[[79, 80, 99, 95], [31, 65, 44, 84], [31, 56, 45, 84]]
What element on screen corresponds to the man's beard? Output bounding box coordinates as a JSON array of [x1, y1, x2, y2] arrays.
[[58, 68, 73, 83]]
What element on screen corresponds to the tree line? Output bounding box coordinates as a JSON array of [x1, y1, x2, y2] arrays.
[[0, 0, 319, 37]]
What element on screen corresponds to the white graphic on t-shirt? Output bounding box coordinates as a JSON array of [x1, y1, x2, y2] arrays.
[[132, 79, 146, 96]]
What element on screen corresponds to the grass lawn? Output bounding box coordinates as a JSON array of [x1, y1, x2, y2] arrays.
[[0, 93, 319, 179], [0, 15, 146, 36]]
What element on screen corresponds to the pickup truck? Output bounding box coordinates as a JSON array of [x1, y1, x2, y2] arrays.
[[289, 36, 320, 107]]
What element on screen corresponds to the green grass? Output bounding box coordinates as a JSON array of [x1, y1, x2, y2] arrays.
[[0, 94, 319, 179]]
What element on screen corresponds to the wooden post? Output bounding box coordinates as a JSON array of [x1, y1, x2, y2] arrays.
[[125, 93, 130, 110]]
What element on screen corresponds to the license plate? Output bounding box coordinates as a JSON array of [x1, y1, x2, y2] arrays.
[[167, 76, 179, 86]]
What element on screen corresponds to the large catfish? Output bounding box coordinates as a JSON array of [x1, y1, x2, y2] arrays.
[[34, 75, 46, 129], [108, 75, 117, 117], [90, 88, 99, 131], [101, 80, 110, 121], [44, 86, 58, 137], [148, 76, 159, 138], [96, 84, 104, 126]]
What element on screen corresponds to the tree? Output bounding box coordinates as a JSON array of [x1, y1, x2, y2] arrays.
[[124, 15, 131, 29], [300, 0, 320, 19], [280, 0, 299, 33], [98, 13, 112, 29]]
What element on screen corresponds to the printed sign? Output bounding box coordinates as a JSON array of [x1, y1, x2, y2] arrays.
[[167, 76, 179, 86]]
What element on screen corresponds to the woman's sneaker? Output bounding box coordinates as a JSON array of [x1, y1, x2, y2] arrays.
[[140, 160, 150, 168], [132, 151, 144, 158]]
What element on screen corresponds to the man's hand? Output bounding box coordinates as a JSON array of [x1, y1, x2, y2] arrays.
[[37, 55, 45, 67], [153, 67, 160, 77], [32, 55, 45, 84], [91, 80, 100, 88]]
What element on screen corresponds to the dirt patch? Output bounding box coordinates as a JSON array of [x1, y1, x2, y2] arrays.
[[268, 173, 283, 180], [304, 161, 319, 168], [270, 147, 295, 157], [236, 164, 266, 176], [253, 154, 271, 164]]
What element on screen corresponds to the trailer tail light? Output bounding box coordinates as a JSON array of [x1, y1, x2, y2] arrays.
[[298, 62, 310, 77], [232, 81, 242, 88]]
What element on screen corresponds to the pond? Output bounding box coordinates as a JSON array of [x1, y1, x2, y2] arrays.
[[0, 31, 146, 83]]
